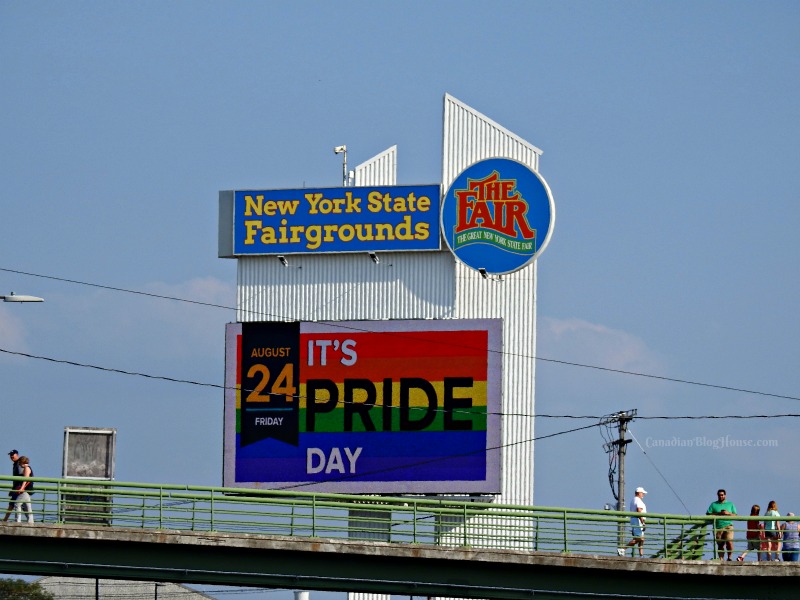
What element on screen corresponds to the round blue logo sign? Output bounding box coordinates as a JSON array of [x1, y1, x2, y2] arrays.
[[441, 158, 555, 275]]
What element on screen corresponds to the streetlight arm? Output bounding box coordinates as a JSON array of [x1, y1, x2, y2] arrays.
[[1, 292, 44, 302]]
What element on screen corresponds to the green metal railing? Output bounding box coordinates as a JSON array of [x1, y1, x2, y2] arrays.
[[4, 476, 793, 560]]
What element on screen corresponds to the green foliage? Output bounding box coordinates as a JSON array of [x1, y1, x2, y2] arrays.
[[0, 578, 55, 600]]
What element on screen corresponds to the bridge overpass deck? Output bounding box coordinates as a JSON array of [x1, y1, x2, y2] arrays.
[[2, 522, 797, 600], [1, 476, 797, 599]]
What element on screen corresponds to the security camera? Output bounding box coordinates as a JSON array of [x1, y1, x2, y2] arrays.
[[333, 145, 347, 154]]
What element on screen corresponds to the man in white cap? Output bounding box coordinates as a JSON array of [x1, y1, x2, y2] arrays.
[[622, 487, 648, 557]]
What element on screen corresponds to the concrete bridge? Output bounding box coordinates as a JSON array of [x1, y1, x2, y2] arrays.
[[1, 476, 797, 599], [2, 522, 798, 600]]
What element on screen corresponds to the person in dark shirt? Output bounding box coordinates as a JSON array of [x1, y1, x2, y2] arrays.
[[2, 449, 21, 522]]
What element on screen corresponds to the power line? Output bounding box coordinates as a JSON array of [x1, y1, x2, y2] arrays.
[[3, 345, 800, 423], [0, 347, 224, 390], [2, 266, 797, 402], [542, 414, 800, 420], [272, 422, 602, 491], [628, 428, 691, 514], [0, 267, 236, 312], [0, 346, 528, 421], [0, 334, 602, 487], [0, 337, 793, 506], [535, 356, 800, 402]]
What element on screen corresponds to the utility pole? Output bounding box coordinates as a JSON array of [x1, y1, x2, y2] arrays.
[[601, 409, 637, 549]]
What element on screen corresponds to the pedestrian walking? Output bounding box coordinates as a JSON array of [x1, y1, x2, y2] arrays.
[[737, 505, 765, 562], [13, 455, 34, 524], [2, 450, 21, 523], [622, 487, 647, 557]]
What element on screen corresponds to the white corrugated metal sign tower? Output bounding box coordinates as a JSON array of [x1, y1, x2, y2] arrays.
[[222, 98, 553, 600]]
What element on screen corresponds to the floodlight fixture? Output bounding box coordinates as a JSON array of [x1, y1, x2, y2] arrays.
[[1, 292, 44, 302], [278, 255, 289, 267]]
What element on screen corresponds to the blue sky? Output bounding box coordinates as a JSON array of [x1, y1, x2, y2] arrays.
[[1, 1, 799, 595]]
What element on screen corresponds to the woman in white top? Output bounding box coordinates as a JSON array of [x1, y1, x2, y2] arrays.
[[764, 500, 781, 561], [14, 455, 34, 524]]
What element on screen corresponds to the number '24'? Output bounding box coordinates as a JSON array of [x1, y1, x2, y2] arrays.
[[246, 363, 296, 403]]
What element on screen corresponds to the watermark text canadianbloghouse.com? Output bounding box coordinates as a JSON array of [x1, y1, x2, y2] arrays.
[[645, 435, 778, 451]]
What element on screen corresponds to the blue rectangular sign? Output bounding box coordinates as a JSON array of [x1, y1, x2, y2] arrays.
[[231, 185, 441, 255]]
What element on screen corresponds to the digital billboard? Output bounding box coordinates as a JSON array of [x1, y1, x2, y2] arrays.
[[219, 184, 441, 257], [223, 318, 503, 494]]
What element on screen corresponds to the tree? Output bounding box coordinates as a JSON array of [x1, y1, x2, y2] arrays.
[[0, 578, 55, 600]]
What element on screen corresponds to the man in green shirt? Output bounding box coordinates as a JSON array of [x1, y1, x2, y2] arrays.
[[707, 489, 737, 560]]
